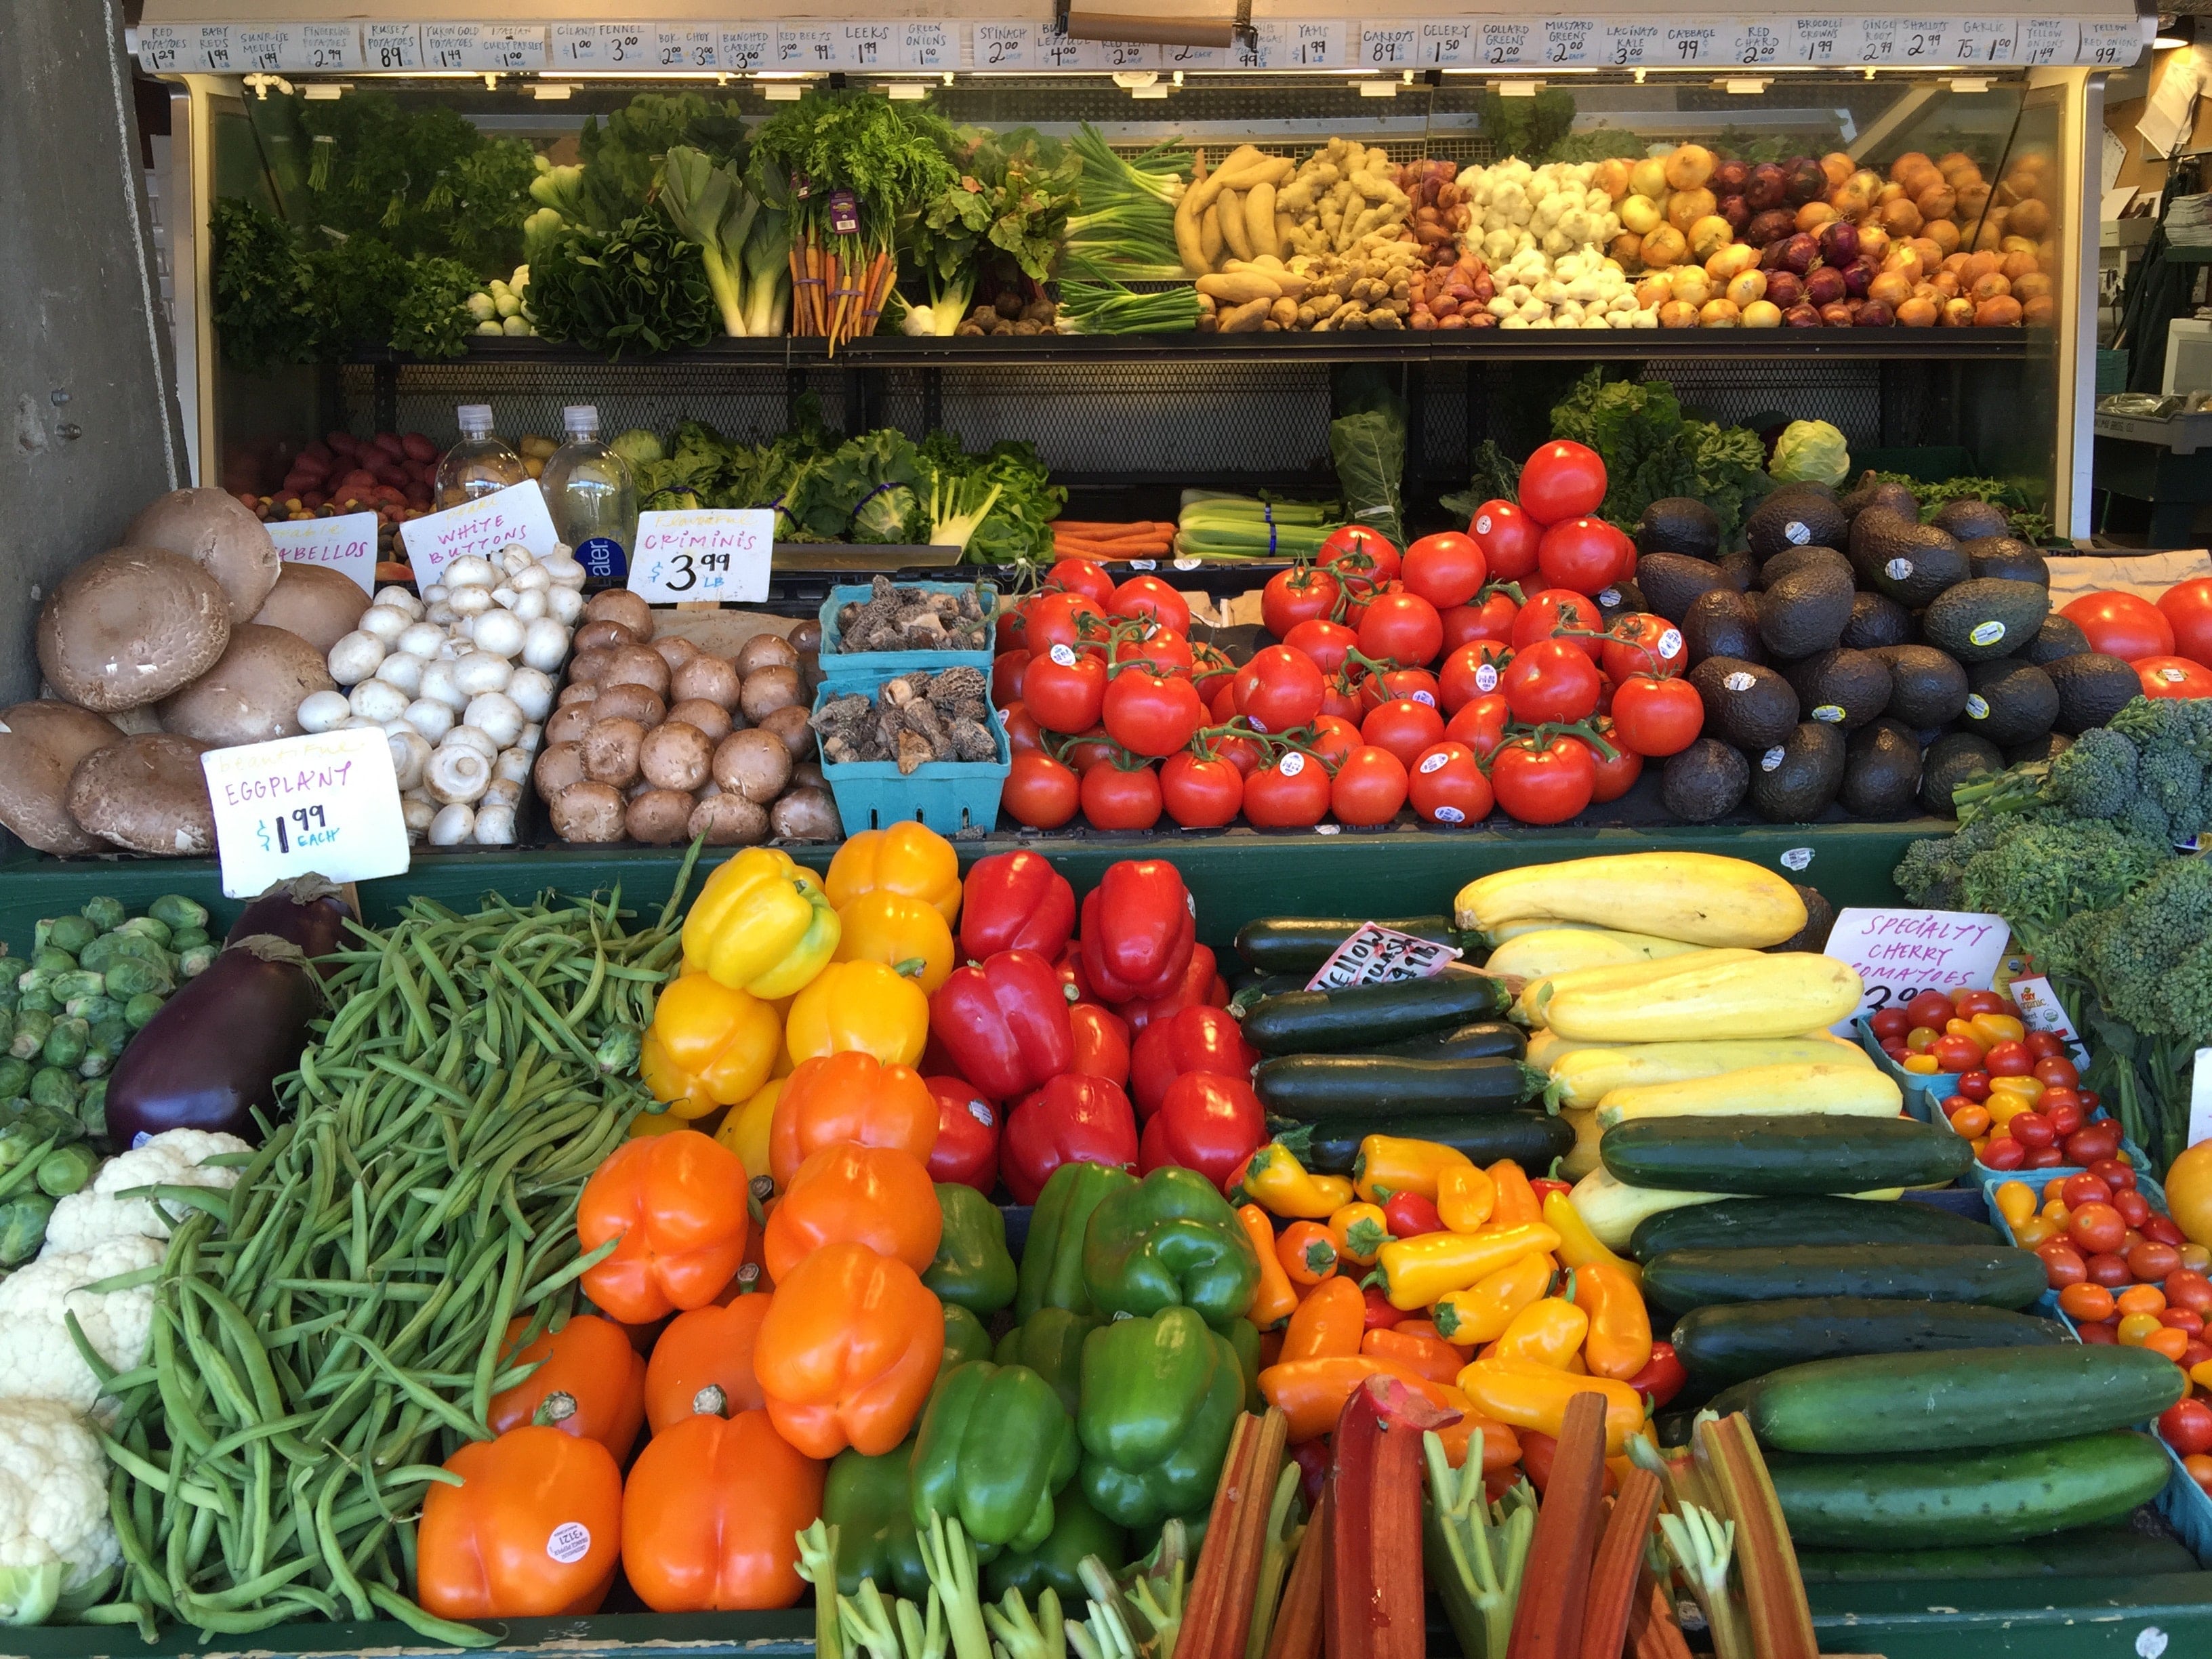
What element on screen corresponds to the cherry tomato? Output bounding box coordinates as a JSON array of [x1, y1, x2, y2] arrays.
[[1443, 589, 1521, 651], [1984, 1040, 2033, 1077], [2032, 1055, 2081, 1089], [1906, 991, 1959, 1027], [1949, 1103, 1992, 1139], [1234, 646, 1326, 736], [1957, 1069, 1992, 1102], [1439, 643, 1511, 714], [2168, 1270, 2212, 1315], [1282, 617, 1357, 675], [1080, 760, 1163, 831], [1331, 745, 1410, 827], [2163, 1397, 2212, 1458], [1585, 726, 1643, 803], [1159, 751, 1244, 829], [1317, 526, 1400, 588], [1517, 440, 1607, 525], [2070, 1202, 2128, 1256], [2062, 1174, 2112, 1209], [1401, 532, 1488, 609], [1023, 647, 1109, 733], [2163, 1307, 2205, 1334], [1871, 1008, 1913, 1040], [1980, 1135, 2026, 1170], [1933, 1033, 1987, 1073], [2024, 1030, 2067, 1061], [2089, 1158, 2138, 1193], [2064, 1120, 2123, 1165], [1490, 734, 1597, 825], [2139, 655, 2212, 698], [1502, 638, 1604, 724], [1468, 499, 1540, 581], [1360, 698, 1448, 769], [1025, 591, 1109, 658], [1512, 589, 1607, 661], [2158, 577, 2212, 670], [1357, 592, 1446, 667], [2147, 1214, 2188, 1249], [1445, 693, 1511, 760], [1003, 751, 1080, 829], [1046, 557, 1115, 605], [2133, 1240, 2186, 1282], [2043, 1097, 2085, 1138], [1609, 675, 1705, 758], [2008, 1110, 2055, 1149], [2061, 590, 2175, 662], [1307, 714, 1361, 770], [2114, 1188, 2154, 1230], [1408, 742, 1494, 826], [1108, 575, 1191, 635], [2035, 1238, 2086, 1287], [1952, 990, 2013, 1017], [1101, 669, 1204, 758], [1536, 516, 1624, 595], [2060, 1282, 2116, 1323], [1242, 750, 1332, 827], [2077, 1318, 2118, 1345], [1262, 565, 1343, 639], [2026, 1145, 2067, 1170]]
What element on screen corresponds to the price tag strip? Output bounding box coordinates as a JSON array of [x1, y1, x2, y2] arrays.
[[629, 509, 773, 605], [203, 729, 410, 900], [1306, 922, 1462, 991], [1820, 905, 2012, 1028]]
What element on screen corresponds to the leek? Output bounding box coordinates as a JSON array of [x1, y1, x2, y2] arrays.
[[742, 205, 792, 337], [660, 145, 758, 337]]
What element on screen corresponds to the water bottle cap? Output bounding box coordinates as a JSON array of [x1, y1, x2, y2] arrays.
[[562, 405, 598, 436], [456, 403, 494, 435]]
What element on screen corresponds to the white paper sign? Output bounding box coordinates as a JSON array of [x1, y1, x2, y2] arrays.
[[364, 22, 422, 69], [232, 24, 361, 72], [973, 22, 1035, 67], [1823, 906, 2012, 1022], [716, 27, 774, 68], [2019, 17, 2074, 64], [2190, 1048, 2212, 1148], [1789, 16, 1847, 61], [655, 26, 722, 68], [266, 512, 379, 594], [203, 729, 409, 900], [902, 22, 954, 67], [1361, 24, 1418, 67], [1479, 22, 1538, 63], [840, 23, 896, 68], [1258, 20, 1345, 66], [630, 509, 774, 604], [552, 24, 650, 66], [398, 481, 559, 583], [1422, 22, 1477, 64], [1306, 923, 1462, 991], [1600, 22, 1664, 64], [1724, 20, 1788, 64], [777, 26, 840, 66], [2007, 975, 2091, 1066], [421, 22, 546, 71], [1895, 17, 1957, 62]]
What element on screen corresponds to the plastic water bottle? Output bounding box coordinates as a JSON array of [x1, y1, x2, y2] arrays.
[[432, 404, 527, 508], [540, 405, 637, 581]]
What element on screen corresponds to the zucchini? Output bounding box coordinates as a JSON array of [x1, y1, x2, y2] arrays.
[[1672, 1298, 2068, 1386], [1240, 969, 1512, 1056], [1630, 1195, 1998, 1262], [1796, 1531, 2201, 1584], [1291, 1111, 1574, 1179], [1233, 916, 1458, 973], [1767, 1431, 2173, 1549], [1227, 973, 1305, 1016], [1367, 1021, 1526, 1061], [1600, 1114, 1971, 1195], [1744, 1345, 2185, 1455], [1253, 1055, 1546, 1121], [1642, 1245, 2049, 1313]]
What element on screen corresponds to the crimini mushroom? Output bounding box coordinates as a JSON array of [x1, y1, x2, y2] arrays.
[[739, 666, 803, 724], [572, 619, 639, 655], [757, 703, 818, 762], [124, 487, 281, 624], [667, 698, 734, 743], [639, 721, 715, 793], [533, 741, 588, 798], [590, 682, 666, 727], [713, 728, 794, 804], [653, 636, 701, 675], [250, 563, 371, 655], [549, 780, 626, 843], [737, 632, 800, 676], [157, 623, 337, 748], [602, 645, 672, 699], [544, 703, 596, 747], [66, 733, 217, 857], [582, 718, 647, 787], [583, 589, 653, 638], [0, 701, 123, 854], [670, 653, 741, 710], [690, 792, 770, 846], [37, 546, 233, 712], [626, 788, 695, 845], [770, 786, 843, 842]]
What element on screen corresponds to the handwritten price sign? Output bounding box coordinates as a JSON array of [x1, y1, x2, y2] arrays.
[[266, 512, 378, 594], [629, 509, 773, 604], [202, 729, 409, 899], [399, 481, 560, 583], [1821, 906, 2011, 1028]]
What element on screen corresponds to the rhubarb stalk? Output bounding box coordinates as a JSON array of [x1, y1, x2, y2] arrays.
[[1181, 1415, 1261, 1659], [1578, 1469, 1662, 1659], [1326, 1375, 1458, 1659], [795, 1521, 844, 1659], [1625, 1568, 1692, 1659], [1263, 1490, 1329, 1659], [1694, 1414, 1818, 1659], [1245, 1463, 1306, 1659], [1503, 1390, 1607, 1659]]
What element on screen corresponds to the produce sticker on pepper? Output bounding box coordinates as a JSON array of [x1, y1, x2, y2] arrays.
[[1306, 922, 1462, 991], [1820, 905, 2009, 1029], [201, 727, 409, 899], [398, 479, 560, 583]]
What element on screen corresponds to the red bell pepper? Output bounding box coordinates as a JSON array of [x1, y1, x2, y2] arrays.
[[929, 949, 1075, 1100], [1057, 939, 1094, 1002], [1000, 1073, 1139, 1204], [925, 1074, 1000, 1193], [1116, 943, 1223, 1034], [959, 849, 1078, 960], [1069, 1002, 1132, 1088], [1139, 1070, 1266, 1193], [1625, 1340, 1687, 1412], [1080, 859, 1197, 1003], [1130, 1005, 1261, 1118], [1382, 1191, 1444, 1240]]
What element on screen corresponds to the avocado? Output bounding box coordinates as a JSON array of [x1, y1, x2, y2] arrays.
[[1767, 882, 1838, 953], [1759, 545, 1853, 588], [1921, 731, 2006, 816], [1962, 536, 2049, 585], [1758, 562, 1858, 659], [1841, 590, 1912, 650], [1748, 722, 1847, 822], [1849, 510, 1970, 606], [1746, 491, 1849, 561], [1718, 550, 1759, 592], [1921, 578, 2051, 663], [1930, 499, 2013, 541], [1840, 718, 1924, 819], [1870, 644, 1970, 726], [1683, 590, 1765, 663], [1690, 657, 1801, 749], [1660, 739, 1751, 822], [1636, 497, 1721, 560], [1960, 658, 2059, 747], [2045, 652, 2144, 735], [1637, 553, 1727, 623], [2023, 613, 2093, 665], [1594, 579, 1642, 628], [1784, 648, 1893, 731], [1841, 473, 1921, 523], [2007, 731, 2074, 766]]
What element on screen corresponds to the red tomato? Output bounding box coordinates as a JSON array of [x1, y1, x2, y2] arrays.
[[2089, 1157, 2137, 1193], [1980, 1134, 2026, 1170], [2024, 1031, 2067, 1060], [1242, 751, 1332, 827], [1080, 762, 1163, 831], [2007, 1110, 2054, 1149], [1517, 441, 1607, 525], [1513, 589, 1607, 661], [1209, 679, 1240, 722], [1951, 991, 2012, 1017], [1210, 731, 1263, 777], [1609, 676, 1704, 758], [1439, 644, 1512, 714], [1112, 625, 1193, 677], [1025, 591, 1108, 657], [1601, 615, 1687, 682], [1066, 731, 1118, 773], [2158, 577, 2212, 669], [1317, 672, 1364, 724], [1331, 745, 1410, 826], [1443, 590, 1521, 651], [1108, 575, 1192, 635], [1957, 1069, 1992, 1101], [1905, 991, 1958, 1027], [1408, 742, 1494, 825], [1262, 566, 1342, 639], [1360, 666, 1442, 712], [1585, 727, 1643, 803], [1984, 1040, 2032, 1077], [1191, 641, 1237, 701], [2168, 1270, 2212, 1315], [2161, 1398, 2212, 1458], [1357, 592, 1446, 667], [1003, 751, 1080, 828], [1283, 617, 1357, 675], [2062, 590, 2175, 661], [2034, 1238, 2086, 1286], [2069, 1202, 2128, 1256], [1502, 638, 1603, 724], [2114, 1188, 2154, 1229], [2132, 1240, 2184, 1282], [1490, 735, 1597, 825], [1023, 649, 1108, 734], [2065, 1120, 2123, 1165], [1307, 714, 1361, 769], [1159, 751, 1244, 829], [1536, 516, 1624, 595], [2138, 655, 2212, 699], [1468, 500, 1541, 581], [1360, 698, 1448, 768], [1101, 669, 1204, 758], [1234, 646, 1326, 735], [2062, 1173, 2112, 1209], [2034, 1055, 2080, 1089], [1048, 558, 1115, 605], [992, 649, 1030, 707], [1932, 1033, 1986, 1073], [1401, 532, 1488, 609], [1317, 526, 1401, 588], [1445, 693, 1511, 759], [1002, 703, 1045, 756], [1870, 1007, 1914, 1040]]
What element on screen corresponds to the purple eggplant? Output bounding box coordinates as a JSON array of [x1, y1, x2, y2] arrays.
[[226, 875, 356, 977], [104, 936, 323, 1147]]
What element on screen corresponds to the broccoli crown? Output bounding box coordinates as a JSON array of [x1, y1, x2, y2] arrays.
[[1955, 818, 2173, 937], [2118, 794, 2177, 848], [2083, 855, 2212, 1041], [2139, 743, 2207, 842], [1895, 810, 2023, 907], [2110, 695, 2212, 762], [2043, 726, 2139, 821]]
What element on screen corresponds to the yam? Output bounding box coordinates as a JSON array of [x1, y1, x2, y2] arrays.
[[1196, 272, 1282, 305], [1217, 297, 1272, 333], [1200, 205, 1225, 268]]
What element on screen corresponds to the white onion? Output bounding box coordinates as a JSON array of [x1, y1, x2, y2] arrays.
[[327, 631, 387, 684], [441, 724, 499, 762], [418, 660, 467, 711], [296, 690, 350, 733], [405, 698, 457, 743], [427, 802, 477, 845], [465, 691, 525, 749], [426, 746, 491, 805], [348, 679, 409, 723], [373, 652, 426, 697], [387, 729, 432, 791], [504, 665, 555, 722]]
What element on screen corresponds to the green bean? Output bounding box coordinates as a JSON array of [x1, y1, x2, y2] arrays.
[[364, 1578, 497, 1648], [468, 1232, 527, 1428]]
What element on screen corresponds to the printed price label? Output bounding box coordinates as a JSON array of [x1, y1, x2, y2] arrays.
[[973, 22, 1033, 67], [716, 27, 773, 68], [1950, 17, 2018, 61], [203, 729, 409, 900], [1479, 22, 1537, 64], [840, 24, 894, 68], [2007, 975, 2090, 1067], [1361, 24, 1418, 66], [552, 25, 649, 66], [901, 22, 953, 67], [630, 510, 774, 605], [1789, 16, 1847, 60], [1258, 20, 1345, 66], [1600, 22, 1663, 64], [1821, 907, 2012, 1028], [2018, 17, 2073, 64], [1542, 18, 1599, 63], [364, 22, 422, 70], [421, 22, 546, 70], [398, 481, 560, 583], [1307, 923, 1465, 991], [266, 512, 378, 594], [777, 26, 838, 66]]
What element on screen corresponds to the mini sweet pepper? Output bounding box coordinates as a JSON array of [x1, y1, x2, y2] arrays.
[[1370, 1219, 1561, 1312]]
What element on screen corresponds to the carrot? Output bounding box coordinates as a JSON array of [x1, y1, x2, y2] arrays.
[[1580, 1468, 1662, 1659], [1504, 1389, 1607, 1659], [1263, 1489, 1328, 1659]]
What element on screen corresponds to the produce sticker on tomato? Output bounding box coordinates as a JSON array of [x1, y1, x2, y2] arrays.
[[1306, 922, 1462, 991], [266, 512, 377, 594], [630, 509, 773, 604], [202, 728, 410, 899], [1821, 906, 2010, 1030], [398, 479, 560, 583]]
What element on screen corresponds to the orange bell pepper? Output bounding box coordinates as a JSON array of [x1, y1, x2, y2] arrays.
[[621, 1408, 823, 1611], [1277, 1220, 1339, 1286], [762, 1143, 943, 1282], [715, 1080, 781, 1186], [1373, 1219, 1561, 1310], [1361, 1326, 1465, 1385], [1354, 1134, 1473, 1203], [417, 1425, 624, 1618], [825, 823, 964, 925], [753, 1241, 944, 1458], [1542, 1188, 1642, 1291], [1327, 1201, 1392, 1267], [1571, 1258, 1654, 1382], [1491, 1296, 1589, 1368], [487, 1314, 647, 1461], [578, 1130, 752, 1324], [769, 1051, 938, 1186], [1454, 1356, 1645, 1454], [1432, 1251, 1554, 1347], [1436, 1164, 1497, 1233], [1487, 1160, 1542, 1226], [834, 890, 956, 994], [641, 973, 784, 1119], [785, 960, 930, 1068], [1280, 1273, 1366, 1361], [645, 1295, 773, 1434], [1240, 1202, 1299, 1328]]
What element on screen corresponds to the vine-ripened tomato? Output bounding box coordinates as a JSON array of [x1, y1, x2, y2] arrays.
[[1210, 731, 1263, 776], [1004, 751, 1080, 827], [1160, 750, 1244, 828], [1307, 714, 1361, 769], [1025, 591, 1108, 657], [1359, 667, 1441, 713], [1066, 730, 1119, 773], [1536, 516, 1624, 596], [2139, 655, 2212, 699], [1048, 558, 1115, 605], [1243, 750, 1332, 827], [1401, 532, 1488, 609], [1023, 647, 1108, 733], [1233, 646, 1326, 735], [1609, 675, 1704, 757], [1112, 624, 1194, 676], [1602, 614, 1687, 682], [1102, 668, 1204, 758], [1491, 734, 1597, 824], [1108, 575, 1191, 635], [1002, 701, 1045, 755], [1209, 679, 1240, 722], [1408, 741, 1493, 825], [1191, 641, 1237, 701], [1586, 726, 1643, 802], [1469, 499, 1540, 581], [1502, 638, 1603, 724], [1360, 698, 1448, 768], [1443, 589, 1520, 652], [1331, 745, 1410, 826], [1516, 441, 1607, 525], [2061, 591, 2173, 662], [1513, 589, 1606, 661], [1318, 673, 1364, 724], [992, 649, 1030, 707], [1445, 693, 1511, 759], [1317, 526, 1401, 588], [2158, 577, 2212, 669], [1283, 617, 1357, 675], [1439, 644, 1511, 714], [996, 605, 1029, 655], [1081, 760, 1164, 830], [1262, 566, 1343, 639], [1357, 592, 1445, 667]]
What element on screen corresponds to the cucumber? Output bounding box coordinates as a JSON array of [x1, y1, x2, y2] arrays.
[[1641, 1245, 2049, 1313], [1797, 1531, 2201, 1584], [1228, 974, 1306, 1016], [1253, 1055, 1545, 1120], [1233, 916, 1458, 973], [1671, 1297, 2068, 1385], [1600, 1114, 1971, 1195], [1366, 1021, 1525, 1062], [1291, 1111, 1574, 1179], [1744, 1345, 2186, 1455], [1240, 970, 1512, 1056], [1767, 1431, 2173, 1548], [1629, 1194, 1997, 1262]]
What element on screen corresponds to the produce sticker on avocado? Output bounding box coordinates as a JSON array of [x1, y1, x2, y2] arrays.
[[1306, 922, 1461, 991], [1820, 905, 2010, 1031]]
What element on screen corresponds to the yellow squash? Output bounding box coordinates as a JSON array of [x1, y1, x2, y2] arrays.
[[1517, 949, 1757, 1027], [1457, 852, 1808, 947], [1545, 1035, 1872, 1109], [1592, 1061, 1904, 1129], [1483, 928, 1704, 983], [1568, 1166, 1736, 1250], [1542, 951, 1862, 1043]]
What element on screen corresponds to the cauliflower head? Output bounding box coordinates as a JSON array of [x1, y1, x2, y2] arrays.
[[0, 1397, 119, 1625], [43, 1128, 248, 1254], [0, 1235, 163, 1415]]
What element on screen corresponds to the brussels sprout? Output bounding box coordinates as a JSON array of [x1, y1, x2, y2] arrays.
[[21, 1103, 81, 1145], [115, 916, 170, 949], [77, 1078, 106, 1140], [0, 1011, 12, 1052], [178, 945, 216, 979], [165, 926, 210, 954], [45, 915, 98, 956], [63, 994, 118, 1025], [0, 1059, 30, 1101], [30, 947, 77, 977], [27, 1067, 77, 1114], [10, 1011, 52, 1061], [0, 1122, 41, 1169], [123, 992, 165, 1031], [79, 897, 126, 933], [41, 1018, 88, 1070], [76, 935, 119, 975], [35, 1143, 98, 1198], [16, 988, 54, 1017], [103, 931, 170, 968], [0, 983, 20, 1016], [49, 970, 104, 1004], [0, 1195, 54, 1266], [149, 895, 208, 933], [102, 957, 172, 1000]]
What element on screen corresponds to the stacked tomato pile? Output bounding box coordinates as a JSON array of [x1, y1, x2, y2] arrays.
[[989, 441, 1707, 832]]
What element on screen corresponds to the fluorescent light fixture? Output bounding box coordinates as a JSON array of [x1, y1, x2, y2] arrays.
[[302, 83, 344, 100], [533, 82, 573, 99], [1724, 77, 1767, 94], [1950, 76, 1991, 91]]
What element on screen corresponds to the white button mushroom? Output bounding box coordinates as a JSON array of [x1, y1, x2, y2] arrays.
[[472, 804, 518, 845], [348, 678, 411, 724], [448, 586, 494, 618], [493, 746, 535, 785], [512, 589, 548, 622], [373, 587, 426, 619], [490, 583, 520, 612], [328, 630, 388, 684], [373, 651, 427, 697], [357, 605, 414, 643], [464, 691, 525, 750], [499, 544, 535, 577], [441, 724, 499, 762], [397, 621, 446, 659], [504, 666, 555, 723], [401, 794, 438, 838], [405, 697, 457, 743], [516, 721, 543, 757], [546, 588, 584, 626], [427, 802, 477, 845], [418, 661, 468, 712], [338, 714, 386, 730], [425, 600, 458, 627], [539, 555, 588, 590], [469, 609, 527, 661], [427, 745, 491, 805], [445, 554, 498, 590], [387, 728, 432, 791], [451, 652, 514, 697], [521, 617, 571, 673], [510, 562, 550, 593], [423, 584, 449, 604], [297, 689, 351, 733], [482, 777, 523, 810]]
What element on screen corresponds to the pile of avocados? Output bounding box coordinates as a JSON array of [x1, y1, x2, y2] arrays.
[[1631, 477, 2136, 825]]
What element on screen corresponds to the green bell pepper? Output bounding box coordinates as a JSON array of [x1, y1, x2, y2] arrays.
[[943, 1304, 994, 1374], [994, 1308, 1101, 1417], [1082, 1166, 1261, 1330], [822, 1441, 933, 1600], [983, 1486, 1127, 1603], [1224, 1316, 1262, 1414], [1076, 1306, 1246, 1530], [924, 1183, 1018, 1315], [1017, 1160, 1137, 1322], [911, 1362, 1080, 1555]]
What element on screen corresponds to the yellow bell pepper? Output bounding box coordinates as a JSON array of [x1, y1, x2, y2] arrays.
[[1372, 1220, 1561, 1310], [640, 972, 783, 1118], [1432, 1252, 1555, 1347], [826, 824, 964, 926], [1355, 1134, 1475, 1204], [833, 890, 956, 994], [1233, 1143, 1355, 1219], [1436, 1164, 1496, 1233], [785, 960, 930, 1067], [1455, 1356, 1645, 1454], [1490, 1296, 1586, 1368], [1542, 1189, 1642, 1291], [683, 850, 840, 998], [715, 1078, 783, 1187], [627, 1106, 694, 1138]]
